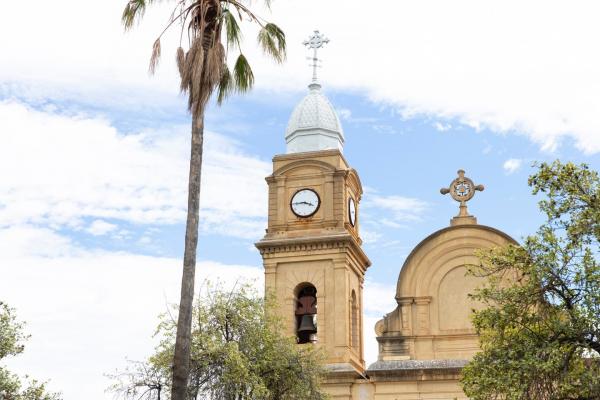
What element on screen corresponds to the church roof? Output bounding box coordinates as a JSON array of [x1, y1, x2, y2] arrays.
[[285, 83, 345, 154]]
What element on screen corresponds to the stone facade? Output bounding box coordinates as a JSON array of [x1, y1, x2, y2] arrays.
[[376, 223, 516, 362], [255, 149, 370, 373], [255, 149, 516, 399]]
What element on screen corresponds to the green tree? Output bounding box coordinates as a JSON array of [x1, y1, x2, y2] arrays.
[[461, 161, 600, 400], [109, 283, 328, 400], [121, 1, 285, 398], [0, 302, 61, 400]]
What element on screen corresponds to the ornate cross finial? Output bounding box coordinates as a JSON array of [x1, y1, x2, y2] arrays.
[[303, 30, 329, 83], [440, 169, 484, 220]]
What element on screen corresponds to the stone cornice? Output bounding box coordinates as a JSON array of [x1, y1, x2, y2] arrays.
[[365, 359, 467, 382], [255, 233, 371, 269], [272, 148, 349, 166], [323, 363, 365, 382], [376, 332, 478, 341], [325, 359, 468, 383]]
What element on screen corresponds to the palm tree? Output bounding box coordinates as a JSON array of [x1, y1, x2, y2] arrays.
[[121, 2, 285, 399]]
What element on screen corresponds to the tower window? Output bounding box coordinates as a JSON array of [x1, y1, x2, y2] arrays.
[[351, 290, 359, 349], [295, 285, 317, 344]]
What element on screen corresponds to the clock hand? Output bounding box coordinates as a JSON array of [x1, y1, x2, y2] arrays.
[[293, 201, 314, 206]]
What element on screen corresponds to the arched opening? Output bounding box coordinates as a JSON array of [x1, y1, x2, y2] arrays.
[[351, 290, 359, 349], [295, 284, 317, 344]]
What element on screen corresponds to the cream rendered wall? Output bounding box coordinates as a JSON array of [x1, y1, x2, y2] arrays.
[[256, 149, 370, 373], [322, 222, 517, 399]]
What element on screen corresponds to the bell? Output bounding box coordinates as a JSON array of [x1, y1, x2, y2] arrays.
[[297, 314, 317, 334]]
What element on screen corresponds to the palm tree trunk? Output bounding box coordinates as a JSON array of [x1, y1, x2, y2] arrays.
[[171, 110, 204, 400]]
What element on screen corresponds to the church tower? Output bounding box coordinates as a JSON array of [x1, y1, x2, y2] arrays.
[[255, 31, 371, 374]]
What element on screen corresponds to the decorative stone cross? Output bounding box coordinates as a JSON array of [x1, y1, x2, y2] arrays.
[[440, 170, 484, 220], [303, 30, 329, 83]]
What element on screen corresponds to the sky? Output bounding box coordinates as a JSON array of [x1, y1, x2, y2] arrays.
[[1, 0, 600, 398]]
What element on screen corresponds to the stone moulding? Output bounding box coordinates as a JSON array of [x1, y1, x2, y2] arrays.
[[272, 148, 348, 164], [255, 234, 371, 267], [366, 359, 468, 381], [396, 224, 518, 297], [324, 359, 469, 384], [368, 359, 469, 371]]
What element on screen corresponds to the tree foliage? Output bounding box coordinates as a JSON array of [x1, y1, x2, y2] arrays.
[[0, 302, 61, 400], [462, 161, 600, 400], [122, 0, 286, 118], [109, 283, 328, 400]]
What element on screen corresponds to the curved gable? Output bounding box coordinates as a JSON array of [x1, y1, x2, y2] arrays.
[[376, 223, 516, 361], [396, 225, 517, 298]]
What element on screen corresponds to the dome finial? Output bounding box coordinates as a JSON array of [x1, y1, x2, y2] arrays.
[[303, 30, 329, 84], [285, 30, 343, 154]]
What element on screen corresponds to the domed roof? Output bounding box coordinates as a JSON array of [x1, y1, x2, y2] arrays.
[[285, 83, 345, 154]]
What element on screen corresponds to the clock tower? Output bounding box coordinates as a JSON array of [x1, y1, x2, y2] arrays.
[[255, 31, 371, 375]]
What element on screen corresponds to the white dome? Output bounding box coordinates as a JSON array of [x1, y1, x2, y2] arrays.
[[285, 83, 345, 153]]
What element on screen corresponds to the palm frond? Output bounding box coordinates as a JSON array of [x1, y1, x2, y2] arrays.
[[222, 9, 242, 50], [217, 66, 233, 105], [176, 47, 185, 78], [206, 43, 226, 87], [181, 39, 204, 93], [124, 0, 285, 110], [122, 0, 152, 30], [257, 23, 286, 63], [226, 0, 261, 24], [149, 38, 162, 74], [233, 54, 254, 93]]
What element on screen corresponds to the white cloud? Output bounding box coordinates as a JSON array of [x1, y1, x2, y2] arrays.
[[337, 108, 352, 120], [503, 158, 523, 174], [433, 122, 452, 132], [363, 280, 397, 317], [86, 219, 117, 236], [372, 124, 397, 135], [0, 225, 76, 258], [364, 194, 427, 223], [0, 100, 269, 239], [0, 226, 263, 400], [362, 280, 397, 366], [3, 1, 600, 153], [360, 228, 382, 244], [0, 0, 592, 153], [360, 191, 427, 249], [261, 0, 600, 154]]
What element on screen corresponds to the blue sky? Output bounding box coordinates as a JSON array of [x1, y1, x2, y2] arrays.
[[1, 0, 600, 398]]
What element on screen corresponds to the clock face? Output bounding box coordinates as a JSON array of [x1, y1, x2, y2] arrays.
[[291, 189, 320, 217], [348, 197, 356, 226]]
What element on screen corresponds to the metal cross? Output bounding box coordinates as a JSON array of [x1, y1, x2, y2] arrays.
[[303, 30, 329, 83], [440, 169, 484, 217]]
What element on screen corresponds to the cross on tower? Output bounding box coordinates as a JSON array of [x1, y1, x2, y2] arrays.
[[440, 169, 484, 219], [303, 30, 329, 83]]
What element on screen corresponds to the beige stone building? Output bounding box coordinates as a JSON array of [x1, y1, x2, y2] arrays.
[[255, 32, 516, 399]]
